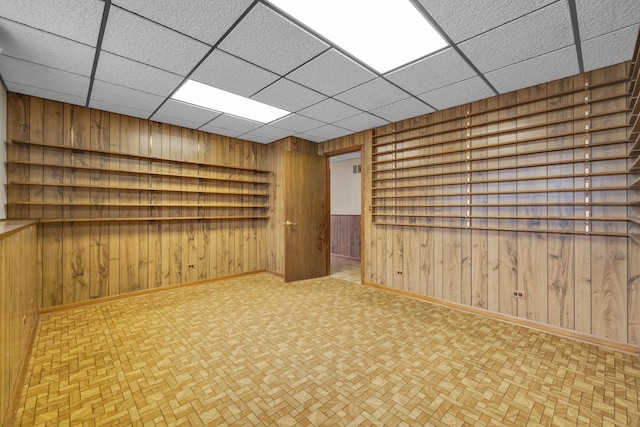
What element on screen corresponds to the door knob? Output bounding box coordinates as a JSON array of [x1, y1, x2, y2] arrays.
[[285, 220, 297, 226]]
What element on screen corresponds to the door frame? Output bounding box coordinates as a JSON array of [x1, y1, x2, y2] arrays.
[[325, 145, 364, 283]]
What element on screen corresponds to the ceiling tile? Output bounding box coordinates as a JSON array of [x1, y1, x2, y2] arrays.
[[458, 1, 573, 73], [101, 6, 209, 75], [6, 82, 87, 107], [241, 134, 273, 144], [287, 49, 376, 97], [576, 0, 640, 40], [385, 48, 476, 95], [205, 114, 263, 134], [335, 78, 409, 111], [369, 98, 435, 123], [333, 113, 388, 133], [417, 0, 555, 43], [0, 56, 89, 99], [304, 125, 353, 141], [582, 25, 639, 71], [95, 52, 183, 97], [90, 80, 164, 115], [89, 99, 154, 120], [0, 18, 95, 76], [251, 78, 326, 112], [111, 0, 252, 46], [0, 0, 104, 45], [150, 99, 221, 129], [219, 3, 328, 75], [418, 77, 495, 110], [244, 125, 293, 141], [191, 49, 279, 97], [198, 123, 243, 138], [297, 99, 361, 123], [270, 114, 325, 133], [294, 133, 324, 143], [485, 46, 579, 94]]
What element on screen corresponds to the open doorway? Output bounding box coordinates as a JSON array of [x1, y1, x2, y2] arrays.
[[328, 150, 362, 284]]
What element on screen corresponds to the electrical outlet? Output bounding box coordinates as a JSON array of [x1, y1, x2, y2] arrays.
[[396, 270, 403, 276], [512, 290, 525, 299], [188, 264, 195, 269]]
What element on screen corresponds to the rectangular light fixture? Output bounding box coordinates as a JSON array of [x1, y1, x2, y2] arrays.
[[269, 0, 448, 73], [172, 79, 291, 123]]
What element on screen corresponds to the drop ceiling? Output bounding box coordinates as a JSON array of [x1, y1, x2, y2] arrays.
[[0, 0, 638, 144]]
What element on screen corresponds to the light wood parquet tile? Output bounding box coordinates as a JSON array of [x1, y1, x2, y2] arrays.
[[10, 272, 640, 426], [330, 255, 360, 284]]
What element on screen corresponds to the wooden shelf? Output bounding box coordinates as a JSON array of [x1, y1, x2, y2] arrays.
[[38, 216, 269, 224], [372, 77, 630, 139], [372, 201, 630, 209], [8, 160, 269, 185], [373, 213, 627, 222], [372, 221, 629, 237], [8, 181, 269, 197], [372, 185, 629, 199], [8, 139, 272, 222], [11, 139, 270, 174]]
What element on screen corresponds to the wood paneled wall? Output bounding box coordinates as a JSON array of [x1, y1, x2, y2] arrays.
[[0, 221, 38, 424], [330, 215, 361, 259], [6, 93, 269, 307], [319, 63, 640, 347]]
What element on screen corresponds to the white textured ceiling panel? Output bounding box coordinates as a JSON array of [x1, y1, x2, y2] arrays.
[[198, 123, 243, 138], [111, 0, 252, 46], [191, 50, 279, 98], [241, 134, 272, 144], [95, 52, 183, 97], [270, 114, 324, 133], [205, 114, 263, 134], [286, 49, 376, 97], [334, 113, 388, 133], [244, 125, 293, 141], [218, 3, 328, 75], [101, 7, 209, 76], [485, 46, 579, 94], [576, 0, 640, 40], [91, 80, 164, 115], [294, 133, 324, 143], [335, 78, 409, 111], [459, 1, 573, 73], [251, 78, 326, 112], [582, 25, 640, 71], [0, 0, 104, 46], [369, 98, 435, 123], [298, 99, 361, 123], [385, 48, 476, 95], [304, 124, 353, 141], [0, 56, 89, 99], [419, 77, 495, 110], [0, 19, 95, 76], [417, 0, 555, 43], [89, 99, 155, 121], [151, 100, 221, 129], [7, 82, 87, 107]]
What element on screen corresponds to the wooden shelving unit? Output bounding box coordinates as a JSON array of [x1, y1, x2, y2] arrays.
[[629, 31, 640, 235], [371, 70, 632, 236], [7, 139, 270, 223]]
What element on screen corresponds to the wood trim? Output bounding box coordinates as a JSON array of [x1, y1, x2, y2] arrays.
[[38, 270, 268, 314], [0, 220, 38, 238], [2, 313, 39, 427], [364, 281, 640, 356], [37, 216, 269, 223]]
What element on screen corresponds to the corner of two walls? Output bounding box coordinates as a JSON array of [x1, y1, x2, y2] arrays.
[[1, 83, 7, 219]]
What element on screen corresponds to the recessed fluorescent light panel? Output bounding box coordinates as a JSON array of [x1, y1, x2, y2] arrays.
[[269, 0, 448, 73], [172, 80, 290, 123]]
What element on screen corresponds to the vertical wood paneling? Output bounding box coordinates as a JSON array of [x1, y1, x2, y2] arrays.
[[330, 215, 361, 258]]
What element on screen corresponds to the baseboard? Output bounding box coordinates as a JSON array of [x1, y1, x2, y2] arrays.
[[364, 281, 640, 357], [3, 311, 40, 427], [39, 270, 268, 315]]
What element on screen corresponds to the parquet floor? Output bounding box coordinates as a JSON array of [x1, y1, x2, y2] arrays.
[[11, 272, 640, 426], [330, 255, 361, 284]]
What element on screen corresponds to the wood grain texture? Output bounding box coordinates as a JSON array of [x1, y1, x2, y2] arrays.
[[330, 215, 361, 259], [0, 221, 38, 424]]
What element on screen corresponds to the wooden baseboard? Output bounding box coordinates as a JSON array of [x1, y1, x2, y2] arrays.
[[3, 312, 40, 427], [39, 270, 268, 315], [364, 281, 640, 357]]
